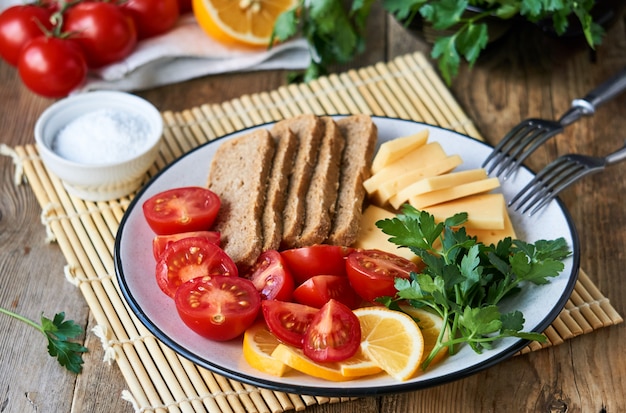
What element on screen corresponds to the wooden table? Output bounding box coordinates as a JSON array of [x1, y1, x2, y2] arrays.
[[1, 7, 625, 413]]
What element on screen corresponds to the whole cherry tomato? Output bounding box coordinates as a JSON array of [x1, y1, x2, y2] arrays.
[[17, 36, 87, 98], [120, 0, 179, 40], [63, 1, 137, 68], [0, 4, 54, 66]]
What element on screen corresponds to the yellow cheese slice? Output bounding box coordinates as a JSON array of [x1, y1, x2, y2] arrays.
[[408, 177, 501, 209], [389, 168, 487, 209], [353, 204, 420, 263], [371, 129, 429, 174], [363, 142, 447, 195], [422, 193, 506, 230], [374, 155, 463, 207], [466, 207, 517, 246]]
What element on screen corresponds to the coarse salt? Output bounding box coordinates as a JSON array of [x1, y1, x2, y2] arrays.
[[52, 108, 152, 164]]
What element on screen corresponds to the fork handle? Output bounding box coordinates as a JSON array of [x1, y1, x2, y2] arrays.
[[559, 66, 626, 126], [606, 141, 626, 166]]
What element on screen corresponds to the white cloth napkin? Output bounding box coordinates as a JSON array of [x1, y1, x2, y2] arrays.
[[74, 14, 310, 93]]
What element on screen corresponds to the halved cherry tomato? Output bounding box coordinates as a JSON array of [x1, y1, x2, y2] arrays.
[[261, 300, 318, 348], [293, 275, 362, 309], [244, 250, 295, 301], [346, 249, 421, 303], [152, 230, 220, 260], [302, 299, 361, 362], [280, 245, 354, 285], [143, 186, 221, 235], [155, 237, 237, 297], [175, 275, 260, 341]]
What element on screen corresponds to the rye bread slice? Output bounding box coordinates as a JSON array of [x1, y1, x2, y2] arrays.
[[272, 114, 324, 249], [206, 129, 275, 268], [327, 114, 378, 246], [296, 117, 346, 247], [262, 127, 298, 251]]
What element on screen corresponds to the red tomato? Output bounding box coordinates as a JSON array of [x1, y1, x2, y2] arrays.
[[293, 275, 362, 309], [302, 299, 361, 362], [176, 0, 192, 14], [244, 250, 295, 301], [261, 300, 318, 348], [17, 36, 87, 98], [175, 275, 260, 341], [155, 237, 237, 298], [0, 4, 54, 66], [120, 0, 179, 40], [280, 245, 354, 285], [152, 230, 220, 260], [63, 1, 137, 68], [346, 249, 421, 303], [142, 186, 221, 235]]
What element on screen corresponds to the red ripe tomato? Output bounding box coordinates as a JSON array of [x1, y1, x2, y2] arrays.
[[0, 4, 54, 66], [244, 250, 295, 301], [63, 1, 137, 68], [142, 186, 221, 235], [261, 300, 318, 348], [120, 0, 179, 40], [176, 0, 192, 14], [17, 36, 87, 98], [302, 299, 361, 362], [155, 237, 237, 297], [152, 230, 220, 260], [293, 275, 362, 309], [346, 249, 421, 303], [280, 245, 354, 285], [175, 275, 260, 341]]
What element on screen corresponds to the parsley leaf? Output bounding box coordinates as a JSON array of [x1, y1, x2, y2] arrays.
[[0, 307, 88, 373]]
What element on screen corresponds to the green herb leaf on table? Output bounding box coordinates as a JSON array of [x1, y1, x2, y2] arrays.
[[375, 204, 570, 369]]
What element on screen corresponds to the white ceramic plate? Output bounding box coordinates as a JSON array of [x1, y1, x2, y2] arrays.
[[115, 116, 580, 396]]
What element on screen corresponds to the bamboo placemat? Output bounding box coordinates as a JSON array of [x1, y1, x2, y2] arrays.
[[4, 51, 623, 413]]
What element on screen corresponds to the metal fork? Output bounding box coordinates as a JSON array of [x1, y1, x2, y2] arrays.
[[509, 141, 626, 215], [483, 67, 626, 179]]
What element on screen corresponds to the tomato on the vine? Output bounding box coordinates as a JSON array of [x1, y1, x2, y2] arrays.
[[302, 299, 361, 362], [142, 186, 221, 235], [152, 230, 220, 261], [280, 245, 354, 285], [120, 0, 179, 40], [293, 275, 362, 309], [63, 1, 137, 68], [346, 249, 421, 303], [155, 237, 237, 297], [18, 36, 87, 98], [175, 275, 260, 341], [261, 300, 318, 348], [0, 4, 54, 66], [245, 250, 295, 301]]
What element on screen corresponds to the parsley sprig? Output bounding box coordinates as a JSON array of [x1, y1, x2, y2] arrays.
[[0, 307, 88, 373], [375, 204, 571, 369]]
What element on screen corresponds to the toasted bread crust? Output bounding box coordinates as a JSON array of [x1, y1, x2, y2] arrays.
[[206, 129, 275, 268], [296, 117, 346, 246], [262, 127, 298, 251], [273, 114, 324, 249], [327, 114, 378, 245]]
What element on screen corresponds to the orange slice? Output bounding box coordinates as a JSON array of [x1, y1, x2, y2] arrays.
[[353, 306, 424, 381], [271, 343, 351, 382], [242, 321, 290, 377], [339, 349, 383, 378], [400, 305, 450, 367], [192, 0, 297, 47]]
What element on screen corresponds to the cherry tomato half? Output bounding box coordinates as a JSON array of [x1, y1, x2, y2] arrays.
[[175, 275, 260, 341], [261, 300, 318, 348], [244, 250, 295, 301], [143, 186, 221, 235], [303, 299, 361, 362], [152, 230, 220, 261], [0, 4, 54, 66], [293, 275, 362, 309], [120, 0, 179, 40], [346, 249, 421, 303], [280, 245, 354, 285], [155, 237, 237, 298]]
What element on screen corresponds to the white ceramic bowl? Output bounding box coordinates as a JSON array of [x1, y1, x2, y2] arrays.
[[35, 91, 163, 201]]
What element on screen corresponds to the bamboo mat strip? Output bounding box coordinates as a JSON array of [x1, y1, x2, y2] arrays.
[[8, 51, 622, 413]]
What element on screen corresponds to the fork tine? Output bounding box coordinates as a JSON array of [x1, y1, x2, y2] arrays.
[[521, 163, 586, 214], [482, 121, 535, 169], [497, 127, 563, 179], [490, 125, 548, 177]]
